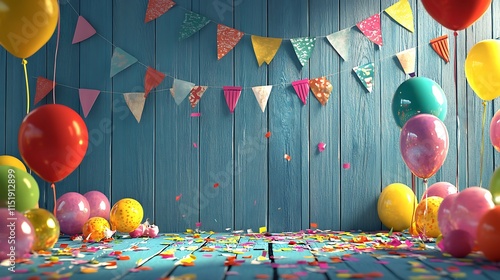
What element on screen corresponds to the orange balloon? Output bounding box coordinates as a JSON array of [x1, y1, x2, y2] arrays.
[[477, 206, 500, 261]]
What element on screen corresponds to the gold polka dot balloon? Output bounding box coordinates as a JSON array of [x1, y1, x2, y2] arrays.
[[415, 196, 443, 238], [109, 198, 143, 233], [82, 217, 111, 242]]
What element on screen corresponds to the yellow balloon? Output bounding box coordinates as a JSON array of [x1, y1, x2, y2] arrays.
[[109, 198, 143, 233], [0, 0, 59, 58], [0, 155, 27, 171], [83, 217, 111, 242], [465, 39, 500, 101], [377, 183, 417, 231], [415, 196, 443, 238], [24, 208, 60, 251]]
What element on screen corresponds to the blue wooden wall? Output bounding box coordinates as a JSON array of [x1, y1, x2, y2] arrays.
[[1, 0, 500, 233]]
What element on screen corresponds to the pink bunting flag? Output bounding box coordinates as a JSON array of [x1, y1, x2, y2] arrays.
[[356, 14, 383, 46], [35, 77, 54, 104], [79, 89, 100, 118], [189, 86, 207, 108], [223, 86, 242, 113], [145, 0, 176, 23], [292, 79, 310, 105], [217, 24, 244, 60], [144, 67, 166, 98], [72, 16, 96, 44]]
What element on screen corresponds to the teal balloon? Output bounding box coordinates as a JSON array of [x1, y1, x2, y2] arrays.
[[490, 167, 500, 205], [392, 77, 447, 128], [0, 165, 39, 211]]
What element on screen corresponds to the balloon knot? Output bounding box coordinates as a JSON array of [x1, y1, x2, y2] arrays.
[[22, 59, 28, 65], [453, 31, 458, 37]]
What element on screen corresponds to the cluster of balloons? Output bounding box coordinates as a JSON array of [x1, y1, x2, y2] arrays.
[[0, 0, 59, 59], [0, 155, 59, 259]]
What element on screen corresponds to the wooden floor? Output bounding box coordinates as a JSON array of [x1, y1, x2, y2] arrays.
[[1, 231, 500, 279]]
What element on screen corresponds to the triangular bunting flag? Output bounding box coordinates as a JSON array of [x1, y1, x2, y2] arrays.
[[144, 67, 166, 98], [292, 79, 310, 105], [35, 77, 54, 104], [290, 37, 317, 67], [384, 0, 414, 33], [179, 11, 210, 40], [251, 35, 282, 66], [72, 16, 97, 44], [217, 24, 244, 60], [395, 48, 416, 77], [170, 79, 195, 105], [145, 0, 176, 23], [326, 28, 351, 61], [356, 14, 383, 46], [189, 86, 207, 108], [309, 77, 333, 106], [223, 86, 242, 113], [79, 89, 100, 118], [353, 62, 375, 93], [110, 47, 138, 78], [252, 85, 272, 112], [123, 92, 146, 123], [430, 35, 450, 63]]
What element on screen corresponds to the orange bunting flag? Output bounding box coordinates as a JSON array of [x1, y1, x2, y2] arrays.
[[430, 35, 450, 63], [79, 89, 100, 118], [251, 35, 282, 66], [144, 67, 166, 98], [223, 86, 242, 113], [189, 86, 207, 108], [292, 79, 310, 105], [309, 77, 333, 106], [356, 14, 383, 46], [395, 48, 416, 77], [217, 24, 244, 60], [384, 0, 414, 33], [35, 77, 54, 104], [145, 0, 176, 23], [123, 93, 146, 123], [252, 85, 272, 112], [72, 16, 96, 44]]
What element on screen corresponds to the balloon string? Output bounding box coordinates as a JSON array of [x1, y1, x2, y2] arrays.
[[51, 183, 57, 217], [453, 31, 460, 191], [423, 178, 428, 239], [22, 59, 30, 114], [411, 173, 416, 194], [52, 5, 61, 103], [479, 101, 488, 188]]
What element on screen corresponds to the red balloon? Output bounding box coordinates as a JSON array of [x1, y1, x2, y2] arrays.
[[477, 206, 500, 262], [421, 0, 491, 31], [18, 104, 88, 183]]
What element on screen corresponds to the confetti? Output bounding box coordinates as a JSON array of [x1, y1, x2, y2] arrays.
[[265, 131, 271, 138], [176, 194, 182, 201], [259, 227, 267, 233], [284, 154, 291, 161], [190, 112, 201, 117], [317, 142, 326, 152], [214, 183, 219, 188], [343, 162, 350, 169], [193, 142, 198, 148]]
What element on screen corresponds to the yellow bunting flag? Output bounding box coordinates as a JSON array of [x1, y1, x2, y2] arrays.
[[385, 0, 414, 33], [251, 35, 282, 66]]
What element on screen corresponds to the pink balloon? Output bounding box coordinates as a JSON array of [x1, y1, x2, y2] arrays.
[[56, 192, 90, 235], [421, 182, 457, 200], [442, 229, 473, 258], [400, 114, 449, 179], [438, 193, 458, 237], [84, 191, 110, 220], [451, 187, 494, 241], [490, 110, 500, 152], [0, 209, 34, 259]]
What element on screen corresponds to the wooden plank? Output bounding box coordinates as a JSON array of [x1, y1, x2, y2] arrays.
[[493, 0, 500, 171], [309, 0, 341, 230], [339, 0, 381, 231], [0, 47, 5, 153], [198, 0, 235, 232], [111, 0, 156, 224], [379, 0, 416, 199], [154, 0, 200, 232], [464, 3, 495, 189], [78, 0, 113, 199], [233, 0, 268, 233], [268, 0, 310, 233]]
